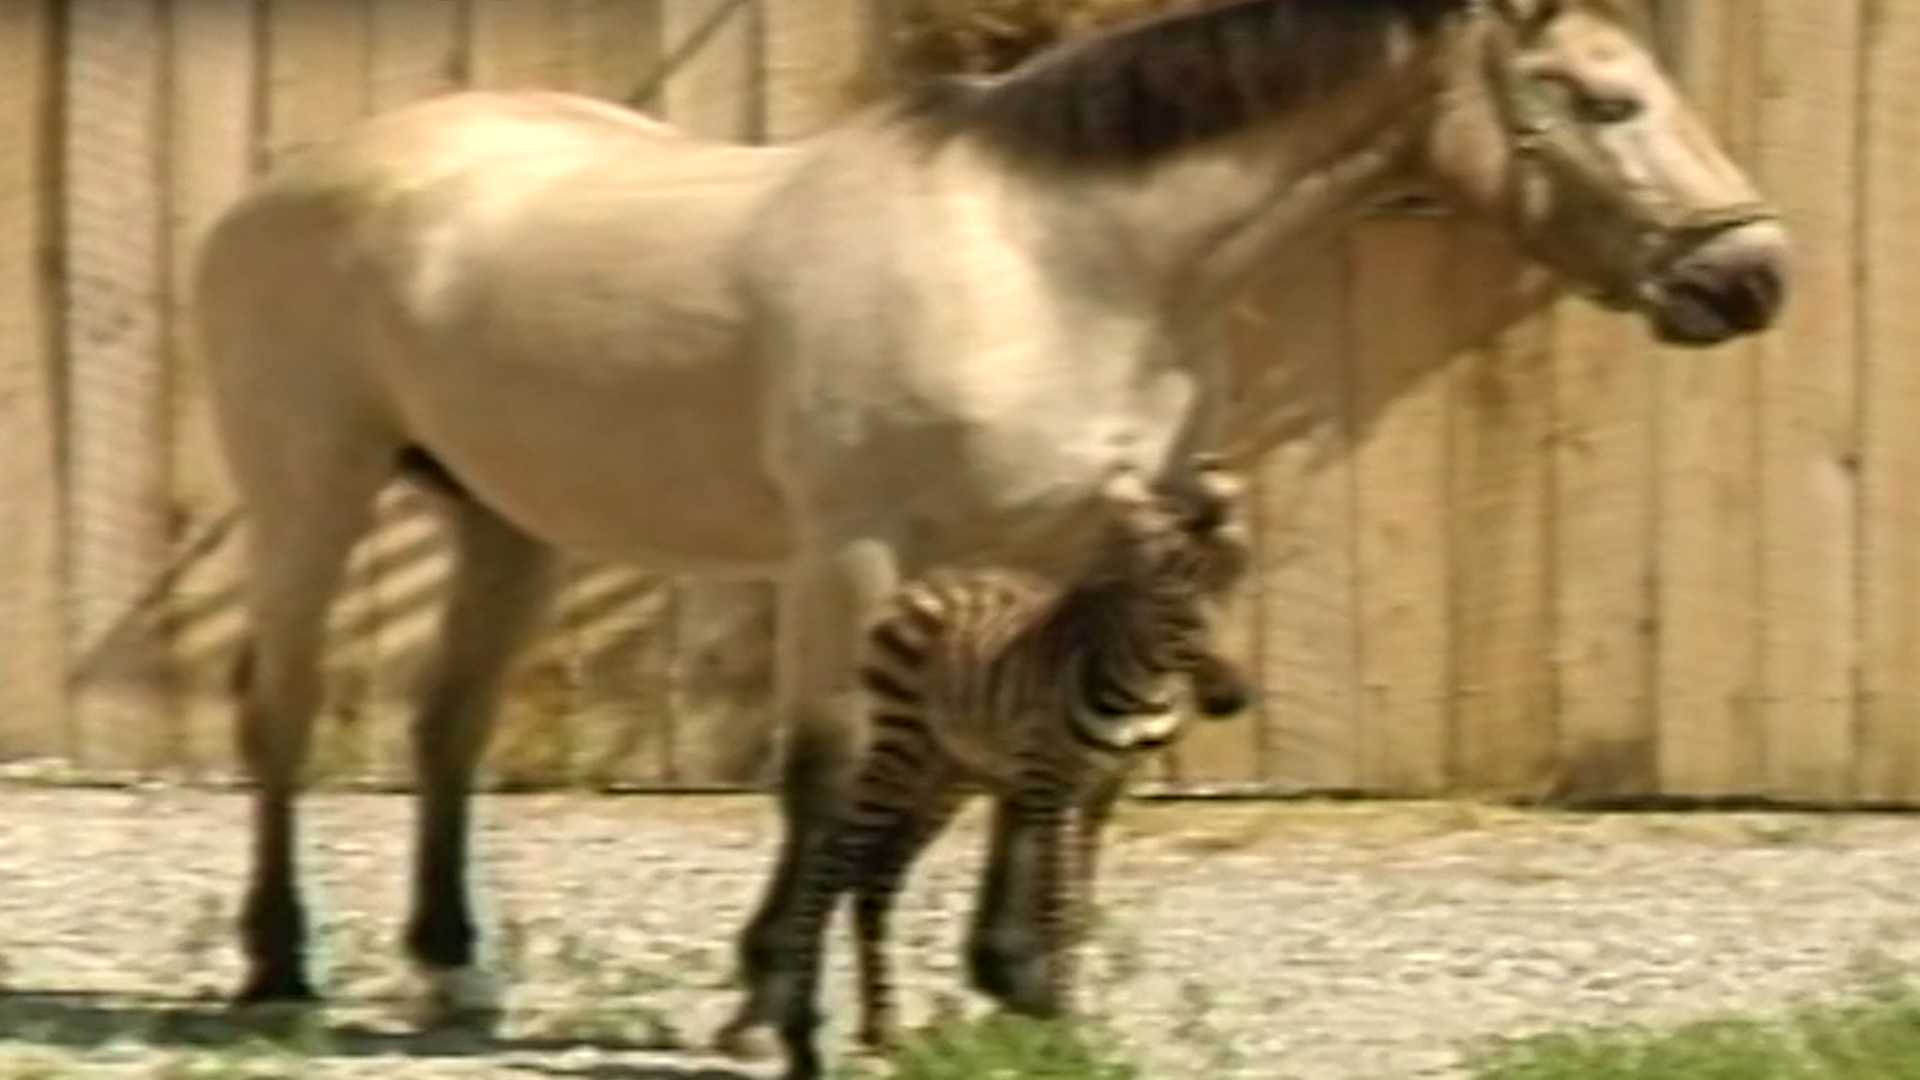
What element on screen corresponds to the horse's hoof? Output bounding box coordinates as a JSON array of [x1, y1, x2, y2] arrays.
[[408, 964, 505, 1031], [232, 967, 319, 1008], [712, 1014, 782, 1062], [228, 985, 324, 1043]]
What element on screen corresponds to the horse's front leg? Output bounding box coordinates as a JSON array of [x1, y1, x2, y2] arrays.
[[404, 498, 557, 1024], [717, 538, 900, 1063]]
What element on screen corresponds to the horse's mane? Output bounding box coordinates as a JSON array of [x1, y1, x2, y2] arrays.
[[895, 0, 1473, 168]]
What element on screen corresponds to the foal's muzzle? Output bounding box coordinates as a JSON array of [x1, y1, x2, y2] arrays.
[[1188, 652, 1253, 719], [1645, 220, 1790, 346]]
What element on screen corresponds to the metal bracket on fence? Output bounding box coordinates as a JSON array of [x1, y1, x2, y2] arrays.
[[623, 0, 758, 113]]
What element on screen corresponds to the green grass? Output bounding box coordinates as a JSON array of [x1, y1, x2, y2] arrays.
[[1466, 980, 1920, 1080], [842, 1014, 1143, 1080]]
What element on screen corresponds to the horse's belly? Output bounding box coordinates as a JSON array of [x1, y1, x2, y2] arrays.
[[401, 392, 796, 572]]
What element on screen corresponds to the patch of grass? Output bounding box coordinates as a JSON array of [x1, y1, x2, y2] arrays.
[[850, 1013, 1143, 1080], [1466, 979, 1920, 1080]]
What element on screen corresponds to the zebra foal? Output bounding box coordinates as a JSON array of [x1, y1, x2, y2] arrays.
[[737, 459, 1253, 1077]]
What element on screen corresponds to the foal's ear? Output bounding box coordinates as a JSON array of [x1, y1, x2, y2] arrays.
[[1098, 468, 1159, 530], [1492, 0, 1567, 33], [1185, 458, 1245, 534]]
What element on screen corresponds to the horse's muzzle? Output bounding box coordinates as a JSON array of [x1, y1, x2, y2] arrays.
[[1646, 219, 1790, 346]]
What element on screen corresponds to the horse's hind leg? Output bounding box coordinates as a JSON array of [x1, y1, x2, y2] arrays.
[[232, 447, 388, 1004], [404, 495, 556, 1021]]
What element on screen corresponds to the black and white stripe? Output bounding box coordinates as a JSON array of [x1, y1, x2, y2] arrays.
[[767, 463, 1253, 1066]]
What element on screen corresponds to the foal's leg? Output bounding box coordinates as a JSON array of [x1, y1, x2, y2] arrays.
[[232, 460, 387, 1005], [1013, 785, 1078, 1018], [852, 786, 966, 1050], [967, 795, 1056, 1012], [1072, 773, 1127, 946], [722, 540, 900, 1058], [403, 497, 557, 1020]]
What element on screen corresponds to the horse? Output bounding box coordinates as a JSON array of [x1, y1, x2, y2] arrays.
[[191, 0, 1787, 1049]]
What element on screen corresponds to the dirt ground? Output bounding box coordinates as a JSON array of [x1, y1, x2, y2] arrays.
[[2, 785, 1917, 1079]]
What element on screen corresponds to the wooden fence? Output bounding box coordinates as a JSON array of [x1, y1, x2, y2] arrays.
[[1, 1, 1916, 806]]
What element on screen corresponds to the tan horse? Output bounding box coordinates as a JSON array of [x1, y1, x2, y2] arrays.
[[192, 0, 1786, 1050]]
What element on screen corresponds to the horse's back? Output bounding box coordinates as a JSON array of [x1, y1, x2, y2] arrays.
[[195, 90, 805, 568]]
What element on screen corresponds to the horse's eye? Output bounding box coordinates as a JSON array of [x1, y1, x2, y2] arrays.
[[1576, 90, 1643, 125]]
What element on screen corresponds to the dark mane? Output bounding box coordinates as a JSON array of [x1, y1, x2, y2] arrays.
[[896, 0, 1472, 168]]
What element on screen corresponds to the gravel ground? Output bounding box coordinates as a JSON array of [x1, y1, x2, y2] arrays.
[[2, 785, 1918, 1079]]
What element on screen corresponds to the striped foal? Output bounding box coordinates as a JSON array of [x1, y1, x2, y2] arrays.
[[768, 460, 1252, 1072]]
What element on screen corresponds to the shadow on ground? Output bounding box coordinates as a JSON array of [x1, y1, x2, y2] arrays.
[[0, 989, 758, 1079]]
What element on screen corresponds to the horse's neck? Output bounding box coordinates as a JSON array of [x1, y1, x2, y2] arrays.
[[1023, 74, 1437, 322]]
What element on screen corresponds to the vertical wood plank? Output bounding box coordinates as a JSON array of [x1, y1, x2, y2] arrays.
[[1856, 0, 1920, 804], [463, 0, 582, 788], [0, 0, 64, 764], [262, 0, 375, 782], [263, 0, 372, 169], [661, 0, 760, 139], [370, 0, 464, 107], [1205, 255, 1359, 792], [661, 581, 776, 786], [568, 0, 663, 103], [1653, 0, 1765, 798], [1350, 218, 1453, 795], [485, 4, 683, 791], [64, 0, 172, 777], [166, 0, 262, 781], [1552, 299, 1657, 800], [359, 0, 468, 788], [569, 569, 676, 789], [1258, 256, 1362, 794], [763, 0, 879, 141], [467, 0, 572, 90], [648, 0, 774, 788], [1752, 0, 1861, 801], [1446, 225, 1557, 798]]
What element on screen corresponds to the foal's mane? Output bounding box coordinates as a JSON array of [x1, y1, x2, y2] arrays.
[[896, 0, 1473, 168]]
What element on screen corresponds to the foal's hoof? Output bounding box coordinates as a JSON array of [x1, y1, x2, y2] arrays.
[[407, 964, 505, 1031], [712, 1013, 782, 1062]]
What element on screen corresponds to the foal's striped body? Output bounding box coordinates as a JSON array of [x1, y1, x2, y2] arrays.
[[760, 467, 1252, 1067]]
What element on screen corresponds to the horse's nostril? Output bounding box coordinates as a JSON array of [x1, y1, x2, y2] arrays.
[[1656, 221, 1790, 343]]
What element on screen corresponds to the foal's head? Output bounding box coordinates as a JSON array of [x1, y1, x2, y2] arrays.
[[1093, 461, 1254, 717]]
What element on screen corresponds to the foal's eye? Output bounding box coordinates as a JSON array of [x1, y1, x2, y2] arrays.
[[1502, 0, 1565, 34], [1575, 90, 1644, 125]]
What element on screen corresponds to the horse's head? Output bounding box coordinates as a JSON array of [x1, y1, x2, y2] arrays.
[[1420, 0, 1787, 345]]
